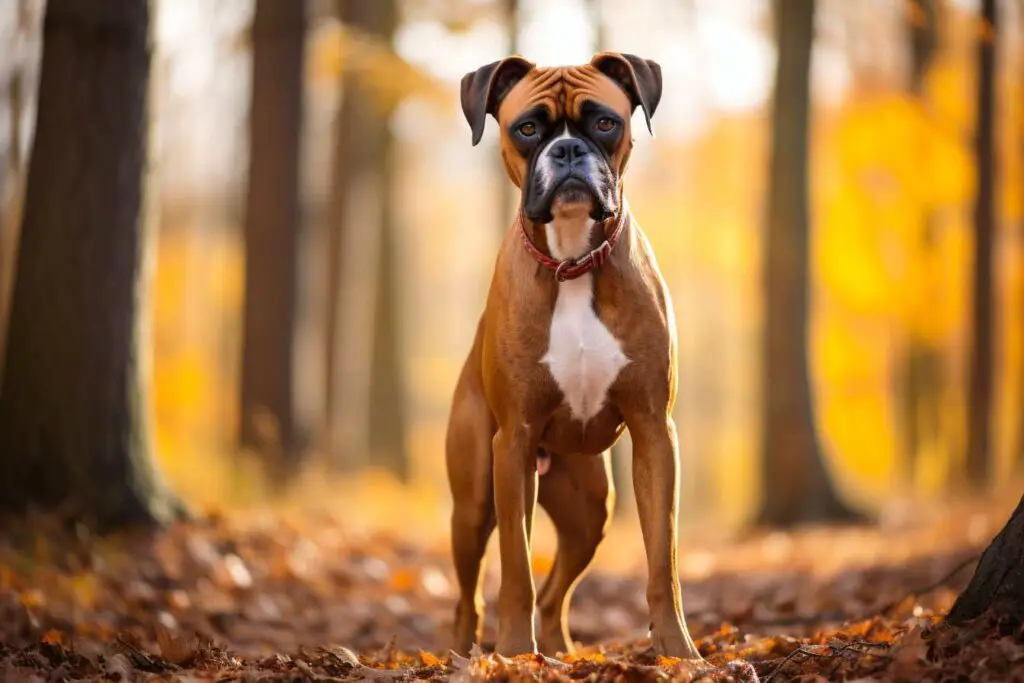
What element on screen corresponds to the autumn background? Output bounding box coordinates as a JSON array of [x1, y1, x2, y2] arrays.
[[1, 0, 1024, 680]]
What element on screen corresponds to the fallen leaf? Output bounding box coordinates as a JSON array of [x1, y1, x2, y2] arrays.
[[40, 629, 63, 645], [155, 623, 199, 665]]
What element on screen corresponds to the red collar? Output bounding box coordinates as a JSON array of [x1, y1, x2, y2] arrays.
[[518, 210, 627, 282]]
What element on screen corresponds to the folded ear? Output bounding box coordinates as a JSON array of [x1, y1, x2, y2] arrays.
[[460, 56, 535, 146], [590, 52, 663, 136]]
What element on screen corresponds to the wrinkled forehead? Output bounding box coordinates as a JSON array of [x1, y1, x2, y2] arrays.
[[497, 64, 631, 126]]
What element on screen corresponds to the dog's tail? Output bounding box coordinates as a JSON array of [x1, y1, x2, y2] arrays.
[[536, 448, 551, 476]]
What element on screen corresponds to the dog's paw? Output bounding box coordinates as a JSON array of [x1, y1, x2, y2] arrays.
[[537, 632, 573, 658], [648, 626, 704, 662], [494, 635, 538, 657]]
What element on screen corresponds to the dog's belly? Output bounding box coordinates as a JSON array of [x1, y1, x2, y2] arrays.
[[541, 273, 630, 425], [540, 403, 625, 455]]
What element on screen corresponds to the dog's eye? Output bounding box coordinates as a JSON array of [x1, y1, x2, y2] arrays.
[[517, 122, 537, 137], [595, 117, 616, 133]]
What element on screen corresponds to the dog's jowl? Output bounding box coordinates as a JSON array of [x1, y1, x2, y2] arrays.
[[445, 53, 703, 661]]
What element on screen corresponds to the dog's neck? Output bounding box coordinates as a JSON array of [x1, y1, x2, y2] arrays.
[[544, 205, 597, 262], [520, 190, 629, 263]]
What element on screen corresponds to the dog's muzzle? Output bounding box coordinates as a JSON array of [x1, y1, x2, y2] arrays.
[[524, 129, 617, 223]]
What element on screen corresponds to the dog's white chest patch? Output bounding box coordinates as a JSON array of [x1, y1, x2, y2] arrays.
[[542, 274, 629, 423]]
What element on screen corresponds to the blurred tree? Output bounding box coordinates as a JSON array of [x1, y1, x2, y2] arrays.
[[908, 0, 939, 92], [965, 0, 997, 490], [0, 64, 19, 373], [1018, 3, 1024, 475], [325, 0, 409, 479], [0, 0, 33, 380], [321, 6, 346, 458], [239, 0, 308, 472], [0, 0, 181, 529], [498, 0, 520, 231], [758, 0, 862, 527], [896, 0, 944, 486], [946, 492, 1024, 624]]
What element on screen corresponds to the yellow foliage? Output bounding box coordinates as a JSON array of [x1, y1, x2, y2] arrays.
[[815, 85, 973, 338], [816, 190, 901, 316], [818, 386, 896, 484], [307, 18, 451, 113], [815, 319, 883, 385], [924, 58, 972, 138], [810, 56, 983, 499]]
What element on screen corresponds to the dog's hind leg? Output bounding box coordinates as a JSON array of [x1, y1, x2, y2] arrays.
[[536, 451, 615, 656], [446, 331, 497, 654]]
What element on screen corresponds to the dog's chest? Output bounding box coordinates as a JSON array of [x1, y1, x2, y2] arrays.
[[541, 275, 629, 423]]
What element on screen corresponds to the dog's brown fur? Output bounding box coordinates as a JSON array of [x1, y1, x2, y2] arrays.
[[447, 53, 702, 660]]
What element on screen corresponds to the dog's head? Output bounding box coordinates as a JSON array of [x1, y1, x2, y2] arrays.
[[460, 53, 662, 223]]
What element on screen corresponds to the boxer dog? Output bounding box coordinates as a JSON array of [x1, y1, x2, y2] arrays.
[[446, 52, 702, 660]]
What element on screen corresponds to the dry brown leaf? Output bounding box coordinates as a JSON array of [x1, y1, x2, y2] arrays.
[[155, 623, 199, 665]]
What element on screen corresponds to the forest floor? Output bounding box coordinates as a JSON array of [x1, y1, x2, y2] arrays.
[[1, 484, 1023, 682]]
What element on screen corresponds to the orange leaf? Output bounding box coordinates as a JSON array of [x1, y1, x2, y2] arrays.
[[656, 655, 682, 667], [41, 629, 63, 646], [563, 652, 608, 664], [419, 650, 442, 667], [19, 589, 45, 609], [388, 568, 416, 592]]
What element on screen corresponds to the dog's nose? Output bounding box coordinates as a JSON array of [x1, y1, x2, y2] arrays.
[[549, 138, 589, 165]]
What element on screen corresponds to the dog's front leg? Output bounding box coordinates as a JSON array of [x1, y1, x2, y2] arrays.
[[628, 414, 703, 661], [492, 425, 539, 655]]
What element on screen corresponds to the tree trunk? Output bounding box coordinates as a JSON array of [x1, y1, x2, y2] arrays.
[[362, 0, 407, 480], [0, 61, 19, 377], [0, 0, 36, 383], [757, 0, 862, 527], [324, 0, 406, 476], [498, 0, 520, 231], [909, 0, 938, 93], [238, 0, 307, 472], [965, 0, 997, 490], [368, 131, 408, 480], [0, 0, 180, 530], [321, 0, 349, 456], [897, 0, 944, 487], [1017, 7, 1024, 475], [947, 493, 1024, 624]]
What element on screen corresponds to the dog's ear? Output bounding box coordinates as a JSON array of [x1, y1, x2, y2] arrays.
[[591, 52, 663, 136], [460, 56, 535, 146]]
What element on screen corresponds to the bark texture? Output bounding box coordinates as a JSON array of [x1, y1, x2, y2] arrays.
[[965, 0, 997, 489], [239, 0, 307, 468], [947, 493, 1024, 625], [324, 0, 408, 477], [758, 0, 861, 527], [0, 0, 179, 529]]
